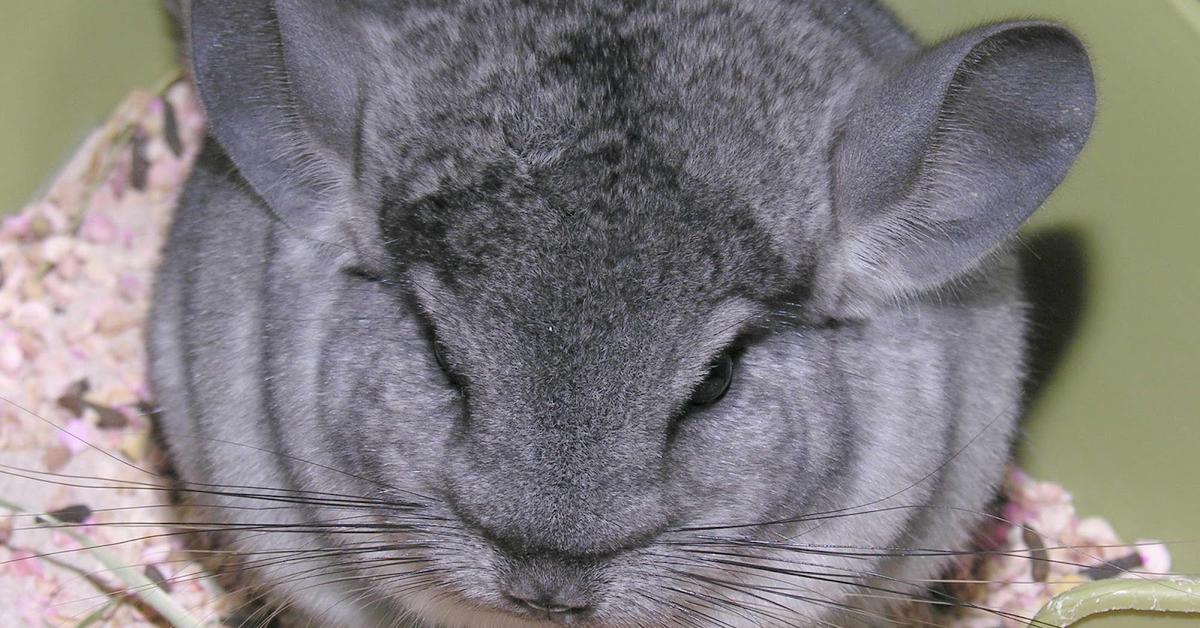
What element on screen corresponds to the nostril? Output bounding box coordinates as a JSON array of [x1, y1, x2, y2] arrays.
[[504, 590, 593, 620], [501, 559, 596, 621]]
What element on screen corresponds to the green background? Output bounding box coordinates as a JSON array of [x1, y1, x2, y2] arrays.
[[0, 1, 1196, 626], [0, 1, 176, 210]]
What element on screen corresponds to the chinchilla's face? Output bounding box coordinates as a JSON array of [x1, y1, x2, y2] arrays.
[[163, 1, 1094, 625]]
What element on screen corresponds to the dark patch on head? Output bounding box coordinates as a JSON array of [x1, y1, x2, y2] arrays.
[[366, 2, 847, 315]]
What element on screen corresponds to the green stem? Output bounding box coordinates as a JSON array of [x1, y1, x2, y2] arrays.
[[1031, 577, 1200, 627], [0, 497, 201, 628]]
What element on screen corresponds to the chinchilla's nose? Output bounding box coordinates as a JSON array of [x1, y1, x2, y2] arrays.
[[448, 415, 670, 557], [501, 560, 596, 623]]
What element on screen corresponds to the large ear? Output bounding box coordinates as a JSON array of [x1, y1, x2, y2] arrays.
[[821, 22, 1095, 312], [189, 0, 372, 215]]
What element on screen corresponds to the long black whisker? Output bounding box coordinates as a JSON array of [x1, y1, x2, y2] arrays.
[[669, 401, 1014, 535]]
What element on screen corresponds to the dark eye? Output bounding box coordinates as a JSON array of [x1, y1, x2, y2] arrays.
[[342, 265, 383, 282], [432, 340, 452, 375], [690, 351, 734, 406], [431, 339, 469, 392]]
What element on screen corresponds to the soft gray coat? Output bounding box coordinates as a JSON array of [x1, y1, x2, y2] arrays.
[[150, 1, 1095, 625]]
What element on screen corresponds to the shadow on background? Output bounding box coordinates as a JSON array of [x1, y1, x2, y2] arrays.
[[1019, 227, 1090, 416]]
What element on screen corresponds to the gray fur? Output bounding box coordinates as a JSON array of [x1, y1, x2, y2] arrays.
[[150, 1, 1094, 626]]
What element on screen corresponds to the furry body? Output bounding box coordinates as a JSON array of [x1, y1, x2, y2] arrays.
[[150, 1, 1093, 625]]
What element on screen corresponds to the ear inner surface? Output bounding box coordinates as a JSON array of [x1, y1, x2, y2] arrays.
[[275, 0, 371, 164], [828, 22, 1096, 308], [189, 0, 361, 217]]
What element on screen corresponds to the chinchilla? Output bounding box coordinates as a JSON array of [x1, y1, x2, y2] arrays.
[[148, 0, 1095, 625]]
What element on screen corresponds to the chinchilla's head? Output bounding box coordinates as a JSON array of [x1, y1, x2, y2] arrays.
[[183, 0, 1094, 625]]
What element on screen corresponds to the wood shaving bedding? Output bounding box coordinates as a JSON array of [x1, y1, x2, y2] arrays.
[[0, 82, 239, 627]]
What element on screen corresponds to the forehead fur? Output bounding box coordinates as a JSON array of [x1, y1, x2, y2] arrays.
[[366, 0, 896, 306]]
